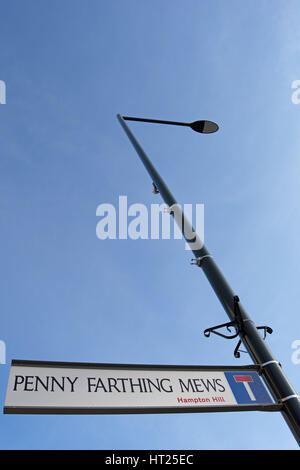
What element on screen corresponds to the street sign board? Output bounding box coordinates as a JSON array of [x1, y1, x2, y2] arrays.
[[3, 360, 280, 414]]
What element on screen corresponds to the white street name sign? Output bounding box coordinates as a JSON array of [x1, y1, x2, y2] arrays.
[[3, 360, 280, 414]]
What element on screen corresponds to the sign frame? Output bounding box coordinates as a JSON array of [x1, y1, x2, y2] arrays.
[[3, 360, 282, 415]]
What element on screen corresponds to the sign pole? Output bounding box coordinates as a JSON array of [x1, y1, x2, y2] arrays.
[[117, 114, 300, 446]]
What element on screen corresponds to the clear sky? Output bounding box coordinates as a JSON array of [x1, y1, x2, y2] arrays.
[[1, 0, 300, 450]]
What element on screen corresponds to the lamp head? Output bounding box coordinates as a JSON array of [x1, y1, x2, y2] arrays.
[[190, 120, 219, 134]]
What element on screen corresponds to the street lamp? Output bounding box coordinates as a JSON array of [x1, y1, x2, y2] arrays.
[[117, 113, 300, 446], [122, 116, 219, 134]]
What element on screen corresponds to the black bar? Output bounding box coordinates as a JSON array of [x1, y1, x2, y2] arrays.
[[3, 403, 282, 415], [10, 359, 261, 372], [123, 116, 189, 127]]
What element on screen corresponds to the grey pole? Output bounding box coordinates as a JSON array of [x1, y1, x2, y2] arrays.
[[117, 113, 300, 446]]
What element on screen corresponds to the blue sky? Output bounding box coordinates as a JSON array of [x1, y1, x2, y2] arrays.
[[1, 0, 300, 450]]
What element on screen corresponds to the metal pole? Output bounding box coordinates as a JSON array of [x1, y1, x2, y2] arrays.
[[121, 116, 190, 127], [117, 114, 300, 446]]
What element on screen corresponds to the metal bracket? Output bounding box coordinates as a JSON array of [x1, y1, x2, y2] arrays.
[[233, 339, 247, 359], [204, 320, 239, 340], [234, 325, 273, 358], [204, 296, 243, 344], [204, 295, 273, 359], [191, 255, 213, 267], [152, 183, 159, 194]]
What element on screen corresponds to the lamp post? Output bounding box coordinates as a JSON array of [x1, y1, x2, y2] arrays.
[[117, 113, 300, 446]]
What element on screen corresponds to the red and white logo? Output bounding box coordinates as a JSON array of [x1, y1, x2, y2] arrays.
[[233, 375, 255, 401]]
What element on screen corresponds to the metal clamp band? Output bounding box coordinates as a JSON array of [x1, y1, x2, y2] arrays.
[[280, 395, 300, 403], [261, 360, 281, 368]]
